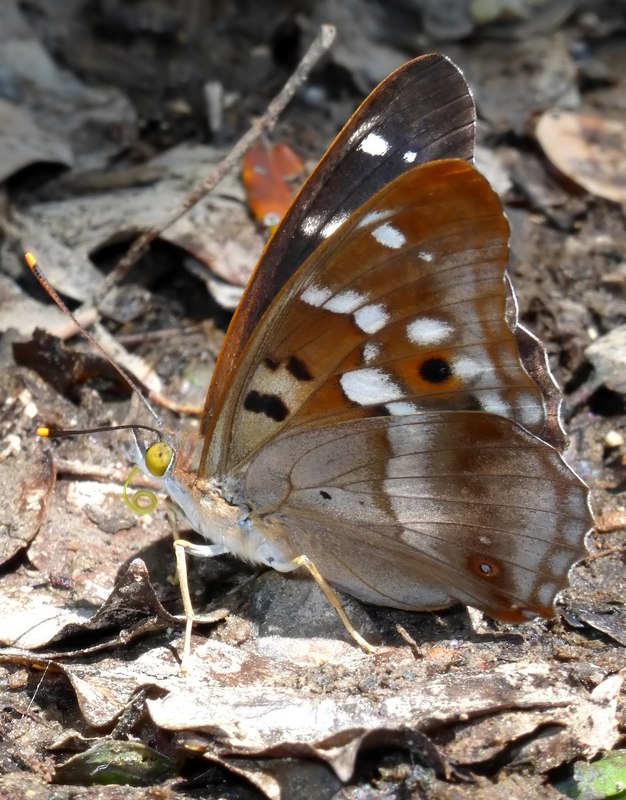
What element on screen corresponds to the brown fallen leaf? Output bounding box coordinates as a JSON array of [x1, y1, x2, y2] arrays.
[[536, 109, 626, 203], [0, 445, 55, 564], [594, 509, 626, 532]]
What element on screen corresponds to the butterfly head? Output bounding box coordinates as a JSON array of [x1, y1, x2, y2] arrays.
[[123, 425, 200, 516]]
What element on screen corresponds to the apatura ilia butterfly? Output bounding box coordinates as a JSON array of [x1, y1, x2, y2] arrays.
[[36, 53, 593, 653]]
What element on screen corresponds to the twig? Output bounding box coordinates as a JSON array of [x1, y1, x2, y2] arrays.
[[584, 546, 626, 564], [395, 624, 422, 658], [93, 24, 336, 305]]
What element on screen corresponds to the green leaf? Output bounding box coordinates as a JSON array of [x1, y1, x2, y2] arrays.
[[556, 751, 626, 800], [54, 740, 179, 786]]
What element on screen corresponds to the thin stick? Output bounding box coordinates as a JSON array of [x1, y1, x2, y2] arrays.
[[93, 24, 336, 305]]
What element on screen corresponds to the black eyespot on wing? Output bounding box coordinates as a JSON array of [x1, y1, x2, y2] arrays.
[[287, 355, 313, 381], [244, 390, 289, 422], [264, 356, 280, 371], [371, 404, 392, 416], [320, 490, 332, 500], [419, 357, 452, 384]]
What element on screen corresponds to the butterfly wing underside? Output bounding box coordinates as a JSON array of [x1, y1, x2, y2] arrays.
[[242, 413, 590, 622], [198, 157, 591, 620], [205, 159, 548, 474]]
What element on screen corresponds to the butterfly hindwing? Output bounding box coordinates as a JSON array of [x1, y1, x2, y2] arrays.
[[241, 413, 591, 621]]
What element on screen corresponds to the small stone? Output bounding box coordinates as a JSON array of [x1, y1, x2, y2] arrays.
[[604, 430, 624, 448]]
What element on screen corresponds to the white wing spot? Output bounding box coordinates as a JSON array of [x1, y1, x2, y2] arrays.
[[454, 355, 488, 381], [340, 368, 403, 406], [354, 303, 390, 333], [549, 550, 575, 577], [406, 318, 453, 345], [419, 251, 433, 262], [386, 401, 419, 415], [321, 212, 349, 238], [517, 394, 544, 429], [323, 290, 366, 314], [537, 581, 558, 609], [359, 132, 390, 156], [357, 208, 395, 229], [403, 150, 417, 163], [480, 391, 511, 417], [301, 284, 332, 307], [372, 222, 406, 249], [362, 342, 380, 363], [300, 213, 323, 236]]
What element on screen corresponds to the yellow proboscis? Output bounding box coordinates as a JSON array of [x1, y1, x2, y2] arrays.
[[123, 466, 158, 515]]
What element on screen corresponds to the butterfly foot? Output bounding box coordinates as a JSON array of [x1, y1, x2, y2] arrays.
[[292, 554, 377, 654]]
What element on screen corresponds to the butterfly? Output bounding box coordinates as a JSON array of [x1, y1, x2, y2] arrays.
[[36, 53, 593, 654]]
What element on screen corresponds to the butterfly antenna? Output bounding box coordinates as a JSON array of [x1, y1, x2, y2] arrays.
[[35, 423, 162, 439], [25, 252, 161, 427]]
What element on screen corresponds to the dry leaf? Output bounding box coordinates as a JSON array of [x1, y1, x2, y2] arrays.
[[536, 109, 626, 203]]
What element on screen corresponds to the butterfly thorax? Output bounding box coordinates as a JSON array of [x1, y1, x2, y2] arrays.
[[165, 455, 298, 570]]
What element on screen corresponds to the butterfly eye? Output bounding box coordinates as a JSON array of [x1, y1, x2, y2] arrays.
[[145, 442, 174, 477]]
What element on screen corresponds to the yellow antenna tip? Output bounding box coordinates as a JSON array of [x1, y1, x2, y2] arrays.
[[25, 252, 37, 270], [35, 426, 51, 437]]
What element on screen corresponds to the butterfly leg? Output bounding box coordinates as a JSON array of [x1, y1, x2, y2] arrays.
[[172, 538, 231, 671], [291, 555, 376, 654], [166, 504, 231, 670], [172, 538, 194, 672]]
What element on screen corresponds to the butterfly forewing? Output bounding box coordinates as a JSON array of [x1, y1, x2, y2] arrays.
[[204, 159, 547, 476], [203, 53, 476, 434], [241, 413, 591, 621]]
